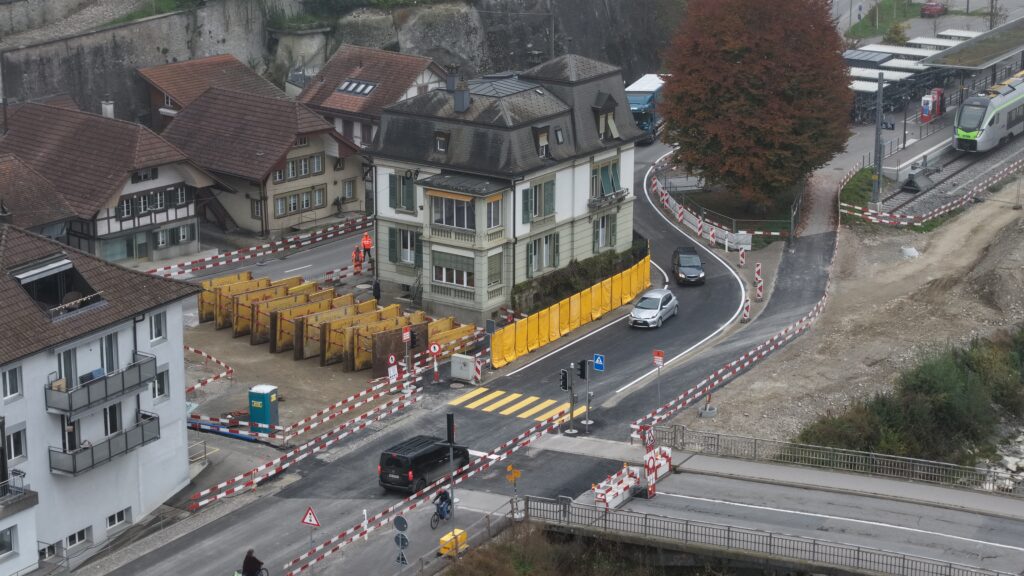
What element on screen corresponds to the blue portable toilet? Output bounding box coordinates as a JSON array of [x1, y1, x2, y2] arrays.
[[248, 385, 279, 434]]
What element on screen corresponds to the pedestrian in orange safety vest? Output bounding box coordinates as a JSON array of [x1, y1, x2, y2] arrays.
[[352, 246, 363, 274], [361, 231, 374, 262]]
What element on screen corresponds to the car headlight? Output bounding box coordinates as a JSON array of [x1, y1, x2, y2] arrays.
[[699, 272, 705, 278]]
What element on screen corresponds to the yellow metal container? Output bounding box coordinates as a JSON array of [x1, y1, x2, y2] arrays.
[[439, 528, 467, 557]]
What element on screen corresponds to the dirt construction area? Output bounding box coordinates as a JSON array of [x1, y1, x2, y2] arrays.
[[673, 177, 1024, 441]]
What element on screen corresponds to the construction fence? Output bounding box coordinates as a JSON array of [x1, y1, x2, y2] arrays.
[[490, 256, 651, 368]]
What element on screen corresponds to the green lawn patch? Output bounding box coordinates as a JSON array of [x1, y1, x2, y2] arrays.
[[846, 0, 922, 39]]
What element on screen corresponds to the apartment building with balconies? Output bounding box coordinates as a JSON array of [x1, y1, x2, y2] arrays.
[[0, 225, 198, 572], [369, 54, 642, 324]]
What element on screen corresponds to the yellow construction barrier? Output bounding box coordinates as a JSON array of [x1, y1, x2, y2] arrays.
[[198, 272, 253, 322], [293, 298, 369, 360], [489, 257, 652, 369], [432, 324, 476, 359], [233, 285, 291, 338], [214, 279, 271, 329]]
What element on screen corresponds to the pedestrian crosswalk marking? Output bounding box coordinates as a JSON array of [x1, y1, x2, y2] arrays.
[[465, 390, 505, 409], [449, 387, 489, 406], [535, 402, 571, 422], [516, 399, 557, 419], [499, 396, 539, 416], [482, 393, 522, 412]]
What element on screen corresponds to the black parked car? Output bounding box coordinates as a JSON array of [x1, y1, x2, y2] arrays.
[[671, 246, 706, 285], [378, 435, 470, 493]]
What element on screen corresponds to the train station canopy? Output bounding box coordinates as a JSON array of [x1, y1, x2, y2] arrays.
[[921, 16, 1024, 70]]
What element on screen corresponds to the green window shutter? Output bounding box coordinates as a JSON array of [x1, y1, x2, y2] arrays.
[[601, 165, 613, 196], [592, 221, 599, 253], [522, 190, 530, 224], [611, 161, 620, 191], [403, 177, 415, 213], [610, 216, 617, 248], [388, 174, 398, 208], [189, 223, 197, 241], [525, 243, 533, 278], [388, 227, 398, 263], [543, 181, 555, 216], [552, 233, 560, 267], [414, 233, 423, 267]]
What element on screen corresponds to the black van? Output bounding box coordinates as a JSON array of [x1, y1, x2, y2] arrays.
[[671, 246, 706, 285], [378, 435, 470, 493]]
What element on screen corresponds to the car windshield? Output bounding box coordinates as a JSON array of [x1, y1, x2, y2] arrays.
[[635, 297, 661, 310], [678, 254, 701, 267], [957, 105, 988, 131]]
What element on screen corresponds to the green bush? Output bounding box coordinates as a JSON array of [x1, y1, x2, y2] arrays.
[[797, 330, 1024, 464]]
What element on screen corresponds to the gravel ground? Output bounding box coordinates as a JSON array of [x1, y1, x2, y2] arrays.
[[0, 0, 147, 50]]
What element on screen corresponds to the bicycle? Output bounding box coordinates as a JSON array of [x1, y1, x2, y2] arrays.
[[430, 501, 451, 530]]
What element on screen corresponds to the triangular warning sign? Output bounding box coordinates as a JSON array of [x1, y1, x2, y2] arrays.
[[301, 506, 321, 527], [396, 551, 408, 565]]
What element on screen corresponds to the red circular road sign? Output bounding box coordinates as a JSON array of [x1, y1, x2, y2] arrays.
[[429, 342, 441, 356], [388, 354, 397, 366], [653, 349, 665, 367]]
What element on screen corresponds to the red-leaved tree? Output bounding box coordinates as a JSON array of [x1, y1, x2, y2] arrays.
[[661, 0, 852, 209]]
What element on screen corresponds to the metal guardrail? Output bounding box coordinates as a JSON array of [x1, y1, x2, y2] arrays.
[[523, 496, 1015, 576], [654, 425, 1024, 497]]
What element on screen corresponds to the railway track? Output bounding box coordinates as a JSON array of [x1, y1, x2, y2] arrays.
[[880, 151, 976, 214]]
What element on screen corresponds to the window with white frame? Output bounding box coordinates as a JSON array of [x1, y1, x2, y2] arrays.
[[590, 159, 621, 198], [431, 196, 476, 230], [274, 169, 285, 184], [275, 197, 286, 218], [288, 195, 299, 213], [593, 214, 617, 252], [399, 229, 416, 264], [432, 252, 475, 288], [176, 187, 187, 205], [154, 229, 167, 249], [147, 191, 165, 212], [311, 154, 323, 174], [486, 197, 502, 229], [107, 508, 130, 530], [527, 233, 558, 276], [287, 161, 297, 180], [435, 133, 449, 152], [294, 135, 308, 147], [104, 403, 122, 436], [178, 225, 190, 243], [118, 197, 133, 218], [153, 371, 168, 399], [66, 528, 88, 549], [537, 131, 549, 158], [0, 526, 14, 556], [554, 127, 565, 144], [301, 191, 311, 210], [251, 200, 263, 220], [299, 158, 310, 177], [39, 544, 56, 561], [2, 367, 21, 399], [597, 112, 620, 140], [163, 93, 173, 108], [131, 168, 158, 183], [138, 194, 150, 213], [314, 188, 325, 208], [150, 311, 166, 341], [343, 179, 355, 199], [5, 428, 25, 461]]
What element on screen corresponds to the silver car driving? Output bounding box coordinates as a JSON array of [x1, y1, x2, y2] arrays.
[[629, 288, 679, 328]]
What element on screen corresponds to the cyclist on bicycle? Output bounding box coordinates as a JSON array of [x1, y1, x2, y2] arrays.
[[433, 489, 451, 520], [240, 549, 264, 576]]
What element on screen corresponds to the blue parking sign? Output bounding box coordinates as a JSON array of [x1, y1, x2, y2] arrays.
[[593, 354, 605, 372]]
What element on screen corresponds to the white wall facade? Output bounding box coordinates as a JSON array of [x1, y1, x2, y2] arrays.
[[0, 301, 189, 569]]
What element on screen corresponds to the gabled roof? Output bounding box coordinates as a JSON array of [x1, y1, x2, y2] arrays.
[[298, 44, 445, 120], [162, 88, 350, 181], [137, 54, 286, 108], [519, 54, 620, 84], [385, 77, 569, 128], [0, 153, 74, 230], [0, 225, 199, 366], [0, 104, 188, 219]]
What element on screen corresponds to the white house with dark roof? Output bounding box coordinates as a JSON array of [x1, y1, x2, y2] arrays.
[[0, 224, 198, 572], [369, 54, 642, 323]]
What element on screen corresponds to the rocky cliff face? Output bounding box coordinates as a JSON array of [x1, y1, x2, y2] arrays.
[[0, 0, 683, 122]]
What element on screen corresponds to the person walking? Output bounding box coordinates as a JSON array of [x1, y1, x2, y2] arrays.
[[361, 231, 374, 263], [352, 245, 363, 275]]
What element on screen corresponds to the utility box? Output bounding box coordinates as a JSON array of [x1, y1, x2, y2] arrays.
[[450, 354, 477, 384], [439, 528, 467, 557], [248, 384, 279, 433]]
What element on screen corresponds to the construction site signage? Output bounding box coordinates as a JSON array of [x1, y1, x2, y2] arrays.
[[402, 325, 411, 343], [429, 342, 441, 356], [641, 425, 656, 499], [302, 506, 321, 527]]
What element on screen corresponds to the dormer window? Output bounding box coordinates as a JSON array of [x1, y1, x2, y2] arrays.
[[163, 93, 173, 108], [131, 167, 159, 184], [435, 132, 449, 153], [537, 131, 549, 158], [294, 135, 309, 147], [12, 255, 102, 318], [597, 113, 620, 140]]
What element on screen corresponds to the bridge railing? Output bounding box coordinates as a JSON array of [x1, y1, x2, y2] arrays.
[[653, 425, 1024, 497], [523, 496, 1014, 576]]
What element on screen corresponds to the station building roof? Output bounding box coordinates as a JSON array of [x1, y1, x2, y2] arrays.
[[921, 16, 1024, 70]]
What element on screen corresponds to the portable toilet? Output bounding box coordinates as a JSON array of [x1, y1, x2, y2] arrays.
[[248, 384, 279, 433]]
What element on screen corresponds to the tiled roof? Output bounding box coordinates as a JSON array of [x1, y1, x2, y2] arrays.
[[162, 88, 342, 181], [0, 154, 73, 230], [0, 104, 188, 219], [385, 81, 569, 128], [298, 44, 445, 120], [0, 94, 80, 133], [137, 54, 286, 108], [520, 54, 620, 84], [0, 225, 199, 366]]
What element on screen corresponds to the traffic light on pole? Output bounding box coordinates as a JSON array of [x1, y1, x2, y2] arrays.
[[446, 412, 455, 445], [559, 369, 569, 391], [577, 359, 587, 380], [409, 330, 418, 349]]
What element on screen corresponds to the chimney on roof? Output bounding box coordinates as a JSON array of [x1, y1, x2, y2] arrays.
[[454, 80, 470, 114], [101, 98, 114, 119], [445, 64, 459, 92]]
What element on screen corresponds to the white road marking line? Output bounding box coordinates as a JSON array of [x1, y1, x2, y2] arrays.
[[660, 493, 1024, 553], [284, 264, 313, 273], [615, 150, 746, 394], [651, 260, 669, 288]]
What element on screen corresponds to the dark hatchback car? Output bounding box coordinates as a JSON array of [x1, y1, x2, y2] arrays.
[[671, 246, 706, 285], [379, 435, 470, 493]]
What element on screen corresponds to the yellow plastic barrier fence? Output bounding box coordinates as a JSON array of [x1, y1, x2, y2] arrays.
[[489, 255, 653, 370], [199, 272, 253, 322]]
